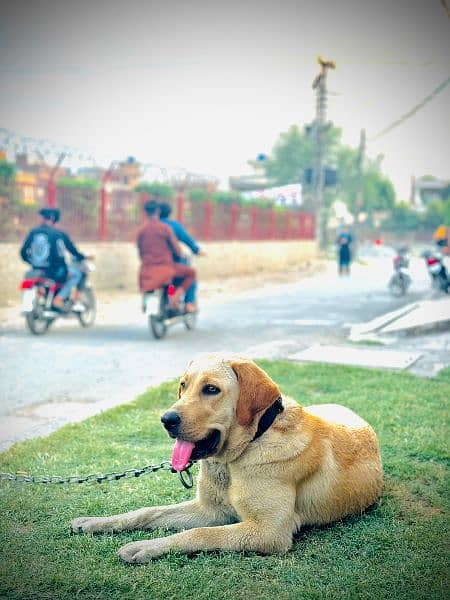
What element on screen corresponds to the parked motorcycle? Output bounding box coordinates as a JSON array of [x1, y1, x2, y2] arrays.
[[143, 283, 197, 339], [422, 250, 449, 294], [388, 248, 412, 297], [20, 260, 96, 335]]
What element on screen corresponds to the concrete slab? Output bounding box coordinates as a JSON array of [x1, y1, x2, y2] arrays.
[[349, 302, 419, 339], [290, 344, 422, 370], [381, 298, 450, 333]]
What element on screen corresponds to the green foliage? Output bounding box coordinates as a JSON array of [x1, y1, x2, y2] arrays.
[[262, 124, 396, 217], [0, 362, 448, 599], [0, 160, 16, 184], [57, 178, 99, 219], [0, 160, 24, 241], [57, 177, 100, 190], [211, 190, 244, 205], [188, 187, 209, 202], [251, 197, 275, 209], [382, 198, 450, 233], [382, 202, 420, 232], [363, 167, 396, 212], [422, 199, 450, 229], [135, 181, 174, 199], [264, 125, 316, 185]]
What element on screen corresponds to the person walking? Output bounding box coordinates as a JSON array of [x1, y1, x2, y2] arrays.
[[336, 228, 353, 276]]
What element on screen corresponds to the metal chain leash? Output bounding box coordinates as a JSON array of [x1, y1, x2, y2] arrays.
[[0, 460, 195, 489]]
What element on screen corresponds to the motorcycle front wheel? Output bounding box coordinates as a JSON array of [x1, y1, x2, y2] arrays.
[[76, 288, 96, 327], [184, 311, 197, 330], [388, 276, 406, 297]]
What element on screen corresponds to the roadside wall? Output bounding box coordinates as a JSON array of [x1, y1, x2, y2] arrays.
[[0, 240, 317, 306]]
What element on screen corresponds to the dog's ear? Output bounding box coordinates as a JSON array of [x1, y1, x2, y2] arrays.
[[231, 360, 281, 428]]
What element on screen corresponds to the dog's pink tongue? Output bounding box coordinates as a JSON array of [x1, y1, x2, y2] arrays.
[[171, 439, 195, 472]]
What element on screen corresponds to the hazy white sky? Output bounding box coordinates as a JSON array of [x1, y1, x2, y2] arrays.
[[1, 0, 449, 199]]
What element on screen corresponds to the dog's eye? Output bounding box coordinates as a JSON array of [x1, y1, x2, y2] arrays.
[[202, 384, 221, 395], [179, 381, 186, 389]]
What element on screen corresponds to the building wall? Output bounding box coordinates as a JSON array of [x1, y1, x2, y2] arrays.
[[0, 240, 317, 306]]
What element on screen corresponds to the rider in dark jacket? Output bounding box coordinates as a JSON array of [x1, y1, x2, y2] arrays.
[[20, 208, 87, 309], [159, 202, 203, 311]]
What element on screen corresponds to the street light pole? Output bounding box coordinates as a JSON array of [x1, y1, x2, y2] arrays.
[[312, 56, 335, 251]]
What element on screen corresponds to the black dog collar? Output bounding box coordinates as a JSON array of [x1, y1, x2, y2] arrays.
[[252, 397, 284, 441]]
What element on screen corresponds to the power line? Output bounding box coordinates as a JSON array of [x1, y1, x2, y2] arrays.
[[369, 75, 450, 141]]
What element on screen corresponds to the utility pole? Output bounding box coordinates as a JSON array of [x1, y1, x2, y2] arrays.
[[312, 56, 335, 250], [355, 128, 366, 223]]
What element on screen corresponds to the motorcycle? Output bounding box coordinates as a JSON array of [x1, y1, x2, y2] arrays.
[[388, 249, 411, 297], [422, 250, 449, 294], [143, 283, 197, 339], [20, 260, 96, 335]]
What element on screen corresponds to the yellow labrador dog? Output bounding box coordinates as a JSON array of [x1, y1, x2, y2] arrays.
[[72, 353, 382, 563]]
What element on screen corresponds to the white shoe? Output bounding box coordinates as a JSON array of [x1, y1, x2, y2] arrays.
[[72, 302, 85, 312]]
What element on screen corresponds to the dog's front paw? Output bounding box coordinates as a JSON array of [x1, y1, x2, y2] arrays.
[[71, 516, 115, 534], [118, 538, 170, 563]]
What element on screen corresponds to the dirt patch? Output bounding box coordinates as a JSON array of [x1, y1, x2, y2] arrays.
[[383, 478, 444, 521]]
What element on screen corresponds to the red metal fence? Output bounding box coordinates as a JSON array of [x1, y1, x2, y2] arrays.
[[0, 184, 315, 243]]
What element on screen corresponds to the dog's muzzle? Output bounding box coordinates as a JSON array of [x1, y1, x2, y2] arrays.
[[161, 411, 181, 437]]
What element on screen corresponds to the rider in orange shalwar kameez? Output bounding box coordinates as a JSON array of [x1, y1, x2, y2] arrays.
[[137, 201, 196, 310]]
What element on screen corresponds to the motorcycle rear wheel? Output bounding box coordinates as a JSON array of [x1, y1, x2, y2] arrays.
[[25, 292, 51, 335], [149, 315, 167, 339]]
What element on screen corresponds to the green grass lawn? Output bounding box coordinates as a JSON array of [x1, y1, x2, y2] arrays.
[[1, 361, 449, 600]]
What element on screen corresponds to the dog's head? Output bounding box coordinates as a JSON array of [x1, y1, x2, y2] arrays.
[[161, 353, 281, 470]]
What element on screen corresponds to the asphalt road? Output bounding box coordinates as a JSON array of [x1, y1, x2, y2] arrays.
[[0, 257, 445, 449]]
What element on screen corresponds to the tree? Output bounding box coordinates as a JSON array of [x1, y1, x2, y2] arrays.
[[0, 160, 16, 185], [0, 159, 20, 209], [135, 181, 174, 199], [57, 177, 100, 219], [261, 124, 395, 219], [264, 125, 315, 185], [264, 124, 341, 192], [381, 202, 419, 232], [422, 198, 450, 229]]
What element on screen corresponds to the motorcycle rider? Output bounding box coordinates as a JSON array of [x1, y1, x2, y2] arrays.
[[20, 207, 90, 310], [159, 201, 203, 312], [433, 224, 449, 256], [137, 201, 196, 311]]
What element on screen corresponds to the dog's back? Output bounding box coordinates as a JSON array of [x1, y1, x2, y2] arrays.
[[293, 403, 382, 527], [304, 403, 369, 428]]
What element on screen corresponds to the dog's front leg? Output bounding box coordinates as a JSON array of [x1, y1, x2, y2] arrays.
[[71, 498, 233, 534], [72, 460, 234, 534], [118, 484, 297, 563], [118, 520, 293, 563]]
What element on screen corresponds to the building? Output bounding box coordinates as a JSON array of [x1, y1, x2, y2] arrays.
[[113, 156, 142, 187], [411, 176, 450, 210], [14, 153, 69, 205]]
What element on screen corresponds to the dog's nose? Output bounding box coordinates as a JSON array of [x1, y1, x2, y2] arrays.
[[160, 411, 181, 433]]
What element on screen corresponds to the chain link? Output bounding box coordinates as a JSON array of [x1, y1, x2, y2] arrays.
[[0, 460, 195, 489]]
